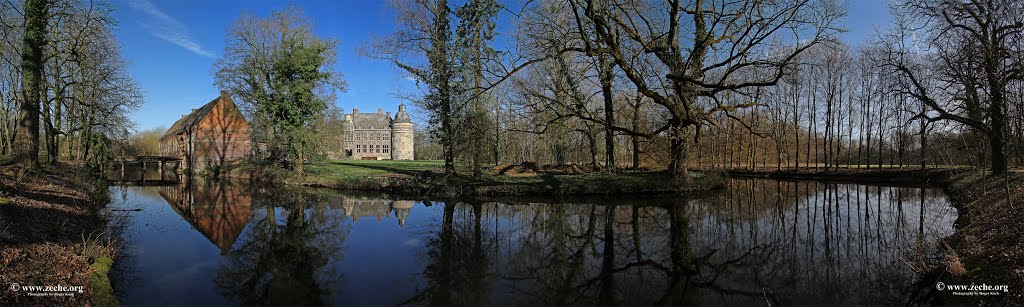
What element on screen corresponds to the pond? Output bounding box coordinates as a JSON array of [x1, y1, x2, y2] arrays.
[[106, 178, 956, 305]]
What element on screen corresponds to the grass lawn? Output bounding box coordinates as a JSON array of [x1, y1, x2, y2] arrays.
[[304, 159, 446, 180]]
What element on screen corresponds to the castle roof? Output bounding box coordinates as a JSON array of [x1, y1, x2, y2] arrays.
[[349, 112, 392, 129], [393, 104, 412, 124]]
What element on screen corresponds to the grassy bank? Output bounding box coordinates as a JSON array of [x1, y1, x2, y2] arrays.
[[729, 167, 1023, 305], [0, 164, 118, 306], [301, 160, 724, 197], [724, 167, 960, 186]]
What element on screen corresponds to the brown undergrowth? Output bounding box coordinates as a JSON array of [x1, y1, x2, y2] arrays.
[[942, 171, 1024, 305], [0, 163, 117, 306]]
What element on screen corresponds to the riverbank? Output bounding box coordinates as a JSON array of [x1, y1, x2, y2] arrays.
[[728, 167, 1023, 304], [0, 164, 118, 306], [299, 160, 725, 197], [724, 167, 958, 186]]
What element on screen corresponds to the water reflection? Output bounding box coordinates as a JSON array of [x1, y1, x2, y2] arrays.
[[215, 188, 348, 305], [157, 179, 250, 252], [108, 179, 955, 305]]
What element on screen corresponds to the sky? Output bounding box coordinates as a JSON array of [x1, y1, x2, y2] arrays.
[[114, 0, 894, 132]]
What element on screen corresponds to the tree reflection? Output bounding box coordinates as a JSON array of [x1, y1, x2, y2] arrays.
[[401, 179, 955, 305], [214, 188, 349, 305], [407, 201, 497, 305]]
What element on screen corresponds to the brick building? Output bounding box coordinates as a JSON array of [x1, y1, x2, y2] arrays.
[[160, 92, 252, 170]]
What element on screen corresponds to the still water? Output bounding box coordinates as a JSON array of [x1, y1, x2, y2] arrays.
[[107, 179, 956, 305]]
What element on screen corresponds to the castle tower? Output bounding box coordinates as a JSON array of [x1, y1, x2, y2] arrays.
[[391, 104, 414, 160], [391, 200, 414, 227], [343, 113, 354, 159]]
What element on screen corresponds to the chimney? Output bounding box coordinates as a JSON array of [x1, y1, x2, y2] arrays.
[[377, 108, 383, 115], [386, 112, 391, 118], [352, 108, 358, 116]]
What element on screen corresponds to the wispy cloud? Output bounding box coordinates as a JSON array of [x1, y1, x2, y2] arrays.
[[126, 0, 215, 58]]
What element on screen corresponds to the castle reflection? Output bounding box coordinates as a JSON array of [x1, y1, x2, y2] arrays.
[[111, 178, 957, 305], [334, 195, 414, 226], [156, 180, 416, 254]]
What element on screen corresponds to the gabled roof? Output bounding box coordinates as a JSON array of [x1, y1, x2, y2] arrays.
[[351, 113, 392, 130], [161, 92, 238, 140]]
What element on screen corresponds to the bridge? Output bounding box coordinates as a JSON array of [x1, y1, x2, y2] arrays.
[[112, 155, 182, 184]]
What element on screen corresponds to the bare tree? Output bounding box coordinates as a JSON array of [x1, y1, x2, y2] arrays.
[[568, 0, 844, 185], [12, 0, 49, 167], [885, 0, 1024, 174], [367, 0, 460, 175]]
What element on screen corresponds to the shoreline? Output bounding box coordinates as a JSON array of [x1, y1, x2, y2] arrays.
[[723, 167, 959, 186], [296, 170, 726, 198], [0, 164, 119, 306]]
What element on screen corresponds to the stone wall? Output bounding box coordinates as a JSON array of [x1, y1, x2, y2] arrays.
[[346, 129, 393, 160], [391, 122, 414, 160]]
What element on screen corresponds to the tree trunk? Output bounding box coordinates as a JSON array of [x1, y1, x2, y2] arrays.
[[667, 120, 691, 187], [585, 129, 598, 170], [14, 0, 49, 167], [471, 25, 484, 180], [631, 99, 641, 169], [297, 139, 305, 177], [599, 54, 616, 173], [989, 96, 1008, 174]]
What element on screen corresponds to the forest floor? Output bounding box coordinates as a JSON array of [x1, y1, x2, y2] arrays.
[[729, 167, 1024, 305], [942, 171, 1024, 305], [301, 160, 725, 197], [0, 163, 119, 306]]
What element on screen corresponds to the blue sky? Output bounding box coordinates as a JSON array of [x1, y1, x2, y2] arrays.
[[115, 0, 892, 131]]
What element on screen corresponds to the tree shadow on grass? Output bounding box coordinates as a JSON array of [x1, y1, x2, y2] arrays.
[[328, 161, 435, 177]]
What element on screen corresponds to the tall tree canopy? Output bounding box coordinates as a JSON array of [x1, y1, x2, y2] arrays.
[[214, 5, 346, 175], [885, 0, 1024, 174]]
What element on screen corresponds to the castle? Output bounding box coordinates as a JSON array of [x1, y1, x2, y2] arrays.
[[343, 104, 414, 160]]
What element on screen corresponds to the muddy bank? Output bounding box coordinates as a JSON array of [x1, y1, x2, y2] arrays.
[[728, 167, 1023, 305], [0, 164, 118, 306]]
